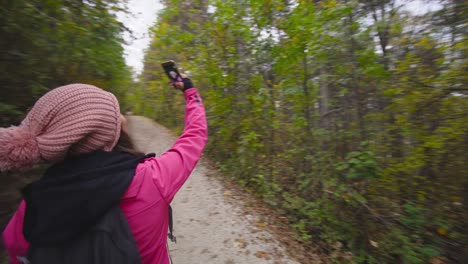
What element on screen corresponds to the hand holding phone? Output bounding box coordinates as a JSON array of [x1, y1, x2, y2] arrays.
[[161, 60, 182, 83], [161, 60, 194, 91]]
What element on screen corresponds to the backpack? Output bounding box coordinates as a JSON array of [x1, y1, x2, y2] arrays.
[[23, 206, 141, 264], [20, 151, 177, 264]]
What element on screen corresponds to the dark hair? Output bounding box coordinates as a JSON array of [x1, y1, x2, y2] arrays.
[[113, 130, 145, 156]]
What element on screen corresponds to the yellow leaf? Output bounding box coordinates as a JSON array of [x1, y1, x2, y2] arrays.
[[255, 251, 268, 258], [437, 227, 447, 236], [323, 0, 337, 8]]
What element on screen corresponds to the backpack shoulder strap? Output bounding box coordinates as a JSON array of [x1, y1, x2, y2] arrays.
[[168, 205, 176, 243]]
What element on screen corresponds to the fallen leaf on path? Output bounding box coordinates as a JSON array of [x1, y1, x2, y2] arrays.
[[255, 251, 269, 259], [234, 238, 247, 248]]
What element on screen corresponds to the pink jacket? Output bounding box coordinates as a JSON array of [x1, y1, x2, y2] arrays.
[[2, 88, 208, 264]]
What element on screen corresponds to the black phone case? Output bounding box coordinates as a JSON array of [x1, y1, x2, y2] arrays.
[[162, 61, 182, 82]]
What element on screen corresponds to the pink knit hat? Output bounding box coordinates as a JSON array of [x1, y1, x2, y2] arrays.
[[0, 84, 122, 172]]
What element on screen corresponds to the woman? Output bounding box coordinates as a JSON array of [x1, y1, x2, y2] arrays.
[[1, 77, 208, 264]]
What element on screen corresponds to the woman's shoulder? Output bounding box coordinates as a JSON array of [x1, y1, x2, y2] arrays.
[[121, 156, 160, 200]]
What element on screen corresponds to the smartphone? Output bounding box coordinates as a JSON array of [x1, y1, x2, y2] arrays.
[[161, 60, 182, 82]]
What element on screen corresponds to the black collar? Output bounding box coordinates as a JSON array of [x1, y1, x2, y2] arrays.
[[22, 151, 153, 246]]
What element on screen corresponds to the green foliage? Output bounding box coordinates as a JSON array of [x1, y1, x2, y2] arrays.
[[0, 0, 133, 124], [140, 0, 467, 263], [336, 146, 379, 180], [0, 103, 21, 116]]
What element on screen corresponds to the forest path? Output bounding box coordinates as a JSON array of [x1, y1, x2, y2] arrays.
[[127, 116, 314, 264]]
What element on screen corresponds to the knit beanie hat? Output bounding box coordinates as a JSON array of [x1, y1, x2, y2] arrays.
[[0, 84, 122, 172]]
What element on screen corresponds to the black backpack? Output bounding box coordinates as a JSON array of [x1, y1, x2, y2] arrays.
[[23, 206, 141, 264], [22, 206, 176, 264], [20, 151, 177, 264]]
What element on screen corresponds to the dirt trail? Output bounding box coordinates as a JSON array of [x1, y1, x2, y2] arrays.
[[127, 116, 302, 264]]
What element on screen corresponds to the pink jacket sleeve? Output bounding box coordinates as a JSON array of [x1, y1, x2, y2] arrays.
[[149, 88, 208, 202], [2, 200, 29, 264]]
